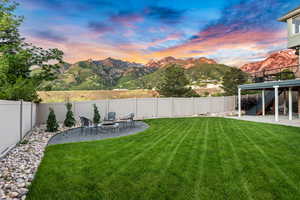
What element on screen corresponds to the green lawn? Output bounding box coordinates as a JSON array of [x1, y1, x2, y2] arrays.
[[27, 118, 300, 200]]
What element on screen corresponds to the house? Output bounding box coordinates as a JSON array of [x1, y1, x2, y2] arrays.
[[238, 6, 300, 122]]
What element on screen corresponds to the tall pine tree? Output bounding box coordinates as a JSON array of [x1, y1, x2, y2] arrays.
[[93, 104, 101, 124], [46, 108, 59, 132], [222, 68, 248, 96], [64, 103, 76, 127], [157, 64, 198, 97]]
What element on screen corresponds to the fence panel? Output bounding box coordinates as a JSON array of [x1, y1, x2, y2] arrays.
[[32, 103, 37, 127], [74, 100, 107, 121], [173, 98, 194, 116], [0, 100, 36, 157], [22, 102, 32, 137], [137, 98, 156, 119], [37, 103, 67, 124], [157, 98, 173, 117], [0, 101, 20, 155], [36, 96, 237, 124], [109, 98, 135, 119]]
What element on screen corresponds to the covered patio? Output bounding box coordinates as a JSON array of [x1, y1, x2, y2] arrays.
[[238, 79, 300, 122]]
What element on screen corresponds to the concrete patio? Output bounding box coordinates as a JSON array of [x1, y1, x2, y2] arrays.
[[227, 115, 300, 128]]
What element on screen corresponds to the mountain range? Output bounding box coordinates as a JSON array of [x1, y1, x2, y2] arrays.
[[40, 56, 230, 91], [146, 56, 217, 69], [240, 49, 298, 73], [40, 49, 299, 91]]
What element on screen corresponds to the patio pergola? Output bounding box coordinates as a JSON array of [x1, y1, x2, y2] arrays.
[[238, 79, 300, 121]]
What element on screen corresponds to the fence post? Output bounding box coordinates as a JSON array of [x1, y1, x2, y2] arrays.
[[72, 102, 76, 120], [156, 98, 159, 118], [30, 102, 33, 130], [192, 97, 195, 115], [19, 99, 23, 141], [171, 97, 174, 117], [135, 98, 138, 118], [223, 96, 226, 113], [106, 99, 110, 116]]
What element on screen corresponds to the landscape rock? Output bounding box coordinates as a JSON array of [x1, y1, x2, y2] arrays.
[[0, 124, 76, 200]]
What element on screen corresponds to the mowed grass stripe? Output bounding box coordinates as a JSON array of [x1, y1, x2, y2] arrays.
[[100, 118, 188, 186], [233, 120, 299, 191], [43, 119, 176, 178], [142, 118, 200, 200], [241, 122, 300, 171], [27, 118, 300, 200], [172, 118, 209, 200], [228, 119, 299, 199], [219, 119, 253, 200], [227, 119, 285, 199], [193, 118, 210, 199]]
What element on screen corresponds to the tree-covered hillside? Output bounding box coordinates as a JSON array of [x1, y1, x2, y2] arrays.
[[38, 58, 232, 91], [117, 63, 232, 90]]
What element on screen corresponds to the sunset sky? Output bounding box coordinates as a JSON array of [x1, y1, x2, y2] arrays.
[[16, 0, 299, 66]]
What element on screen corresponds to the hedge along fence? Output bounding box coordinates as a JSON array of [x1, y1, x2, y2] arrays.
[[36, 96, 236, 125], [0, 100, 37, 157]]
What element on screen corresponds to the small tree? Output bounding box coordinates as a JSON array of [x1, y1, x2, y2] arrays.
[[93, 104, 101, 124], [64, 102, 76, 127], [46, 108, 59, 132]]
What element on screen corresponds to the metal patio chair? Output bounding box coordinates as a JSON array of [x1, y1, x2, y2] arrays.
[[79, 116, 94, 135]]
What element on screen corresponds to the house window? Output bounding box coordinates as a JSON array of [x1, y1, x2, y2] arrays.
[[292, 16, 300, 34]]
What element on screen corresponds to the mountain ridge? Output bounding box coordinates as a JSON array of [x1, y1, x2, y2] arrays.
[[40, 56, 230, 91], [146, 56, 217, 69], [240, 49, 298, 73]]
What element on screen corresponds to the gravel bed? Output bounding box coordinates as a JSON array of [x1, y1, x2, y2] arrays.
[[0, 125, 74, 200]]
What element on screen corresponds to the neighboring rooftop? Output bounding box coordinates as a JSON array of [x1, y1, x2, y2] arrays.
[[278, 6, 300, 22], [239, 79, 300, 90]]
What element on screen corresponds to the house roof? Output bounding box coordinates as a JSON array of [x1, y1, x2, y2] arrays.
[[239, 79, 300, 90], [278, 6, 300, 22]]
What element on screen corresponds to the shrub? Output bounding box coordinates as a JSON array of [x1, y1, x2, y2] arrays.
[[64, 103, 76, 127], [47, 108, 59, 132], [93, 104, 101, 124], [276, 69, 295, 80]]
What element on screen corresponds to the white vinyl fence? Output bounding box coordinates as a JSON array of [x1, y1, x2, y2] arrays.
[[0, 100, 36, 157], [36, 96, 236, 124]]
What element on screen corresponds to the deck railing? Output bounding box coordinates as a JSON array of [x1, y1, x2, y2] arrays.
[[250, 65, 300, 83]]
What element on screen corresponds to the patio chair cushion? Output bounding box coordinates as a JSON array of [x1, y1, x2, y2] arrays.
[[105, 112, 116, 121], [80, 116, 92, 127]]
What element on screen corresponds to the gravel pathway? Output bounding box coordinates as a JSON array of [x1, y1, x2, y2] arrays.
[[48, 121, 149, 145]]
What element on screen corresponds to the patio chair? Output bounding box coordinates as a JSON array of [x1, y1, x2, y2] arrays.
[[119, 113, 135, 128], [79, 116, 94, 135], [104, 112, 116, 122]]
